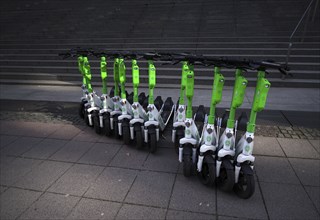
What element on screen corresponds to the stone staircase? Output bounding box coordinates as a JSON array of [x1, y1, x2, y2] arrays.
[[0, 0, 319, 88]]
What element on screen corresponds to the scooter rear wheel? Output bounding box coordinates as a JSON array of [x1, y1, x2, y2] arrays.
[[234, 164, 255, 199], [217, 159, 235, 192], [198, 155, 215, 187], [183, 144, 193, 177]]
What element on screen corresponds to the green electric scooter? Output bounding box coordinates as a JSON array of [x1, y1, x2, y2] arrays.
[[216, 67, 248, 191], [197, 65, 225, 186], [233, 60, 288, 199]]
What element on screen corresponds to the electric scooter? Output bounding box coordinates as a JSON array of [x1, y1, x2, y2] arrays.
[[172, 61, 188, 154], [142, 52, 174, 153], [216, 68, 248, 191], [197, 66, 225, 186], [129, 56, 148, 149], [117, 57, 134, 145], [233, 60, 288, 199]]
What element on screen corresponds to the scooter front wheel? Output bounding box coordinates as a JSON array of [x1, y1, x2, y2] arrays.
[[217, 159, 235, 192], [122, 120, 131, 145], [113, 118, 120, 139], [233, 164, 255, 199], [102, 114, 111, 136], [198, 155, 215, 187], [135, 125, 144, 149], [149, 133, 157, 153], [79, 101, 87, 119], [84, 111, 90, 127], [183, 144, 193, 177], [93, 112, 101, 134]]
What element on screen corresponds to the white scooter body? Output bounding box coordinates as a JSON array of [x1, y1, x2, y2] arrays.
[[234, 131, 255, 183], [118, 98, 133, 136], [144, 104, 160, 142], [216, 127, 236, 177], [178, 117, 200, 164], [197, 123, 217, 172], [86, 91, 102, 126], [110, 96, 122, 130], [129, 102, 148, 140], [172, 104, 186, 143], [99, 94, 114, 128]]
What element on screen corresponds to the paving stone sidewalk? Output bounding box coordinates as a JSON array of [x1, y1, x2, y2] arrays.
[[0, 120, 319, 220]]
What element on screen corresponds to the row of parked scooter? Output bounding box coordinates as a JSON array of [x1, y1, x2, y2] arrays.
[[59, 49, 289, 199]]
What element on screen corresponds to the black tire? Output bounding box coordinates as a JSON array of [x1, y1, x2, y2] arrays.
[[84, 111, 90, 126], [217, 159, 235, 192], [93, 113, 101, 134], [79, 101, 86, 119], [113, 118, 120, 139], [102, 114, 112, 136], [198, 155, 215, 187], [174, 129, 184, 154], [149, 133, 157, 153], [135, 127, 144, 149], [234, 164, 255, 199], [183, 144, 192, 177], [122, 121, 131, 145]]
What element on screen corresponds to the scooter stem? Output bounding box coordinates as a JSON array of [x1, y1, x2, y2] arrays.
[[247, 70, 270, 133], [148, 60, 156, 105], [119, 58, 126, 99], [113, 58, 120, 97], [83, 56, 93, 93], [185, 63, 194, 119], [100, 56, 108, 94], [227, 68, 247, 129], [132, 59, 139, 103], [179, 61, 188, 105]]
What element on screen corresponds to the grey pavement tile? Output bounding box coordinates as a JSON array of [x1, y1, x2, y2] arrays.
[[19, 192, 80, 219], [67, 198, 121, 220], [260, 182, 319, 220], [142, 148, 179, 173], [1, 136, 43, 156], [277, 138, 319, 159], [309, 139, 320, 154], [72, 126, 102, 142], [255, 156, 300, 184], [0, 121, 62, 138], [48, 164, 104, 196], [49, 140, 94, 162], [0, 157, 42, 186], [85, 167, 138, 202], [116, 204, 167, 220], [110, 145, 149, 169], [166, 210, 215, 220], [169, 175, 216, 214], [48, 124, 85, 140], [78, 142, 121, 166], [0, 134, 19, 149], [0, 186, 8, 194], [98, 134, 125, 145], [125, 170, 175, 208], [0, 188, 42, 220], [253, 136, 285, 157], [217, 182, 268, 220], [218, 216, 251, 220], [13, 160, 72, 191], [22, 138, 67, 159], [289, 158, 320, 187], [305, 186, 320, 213]]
